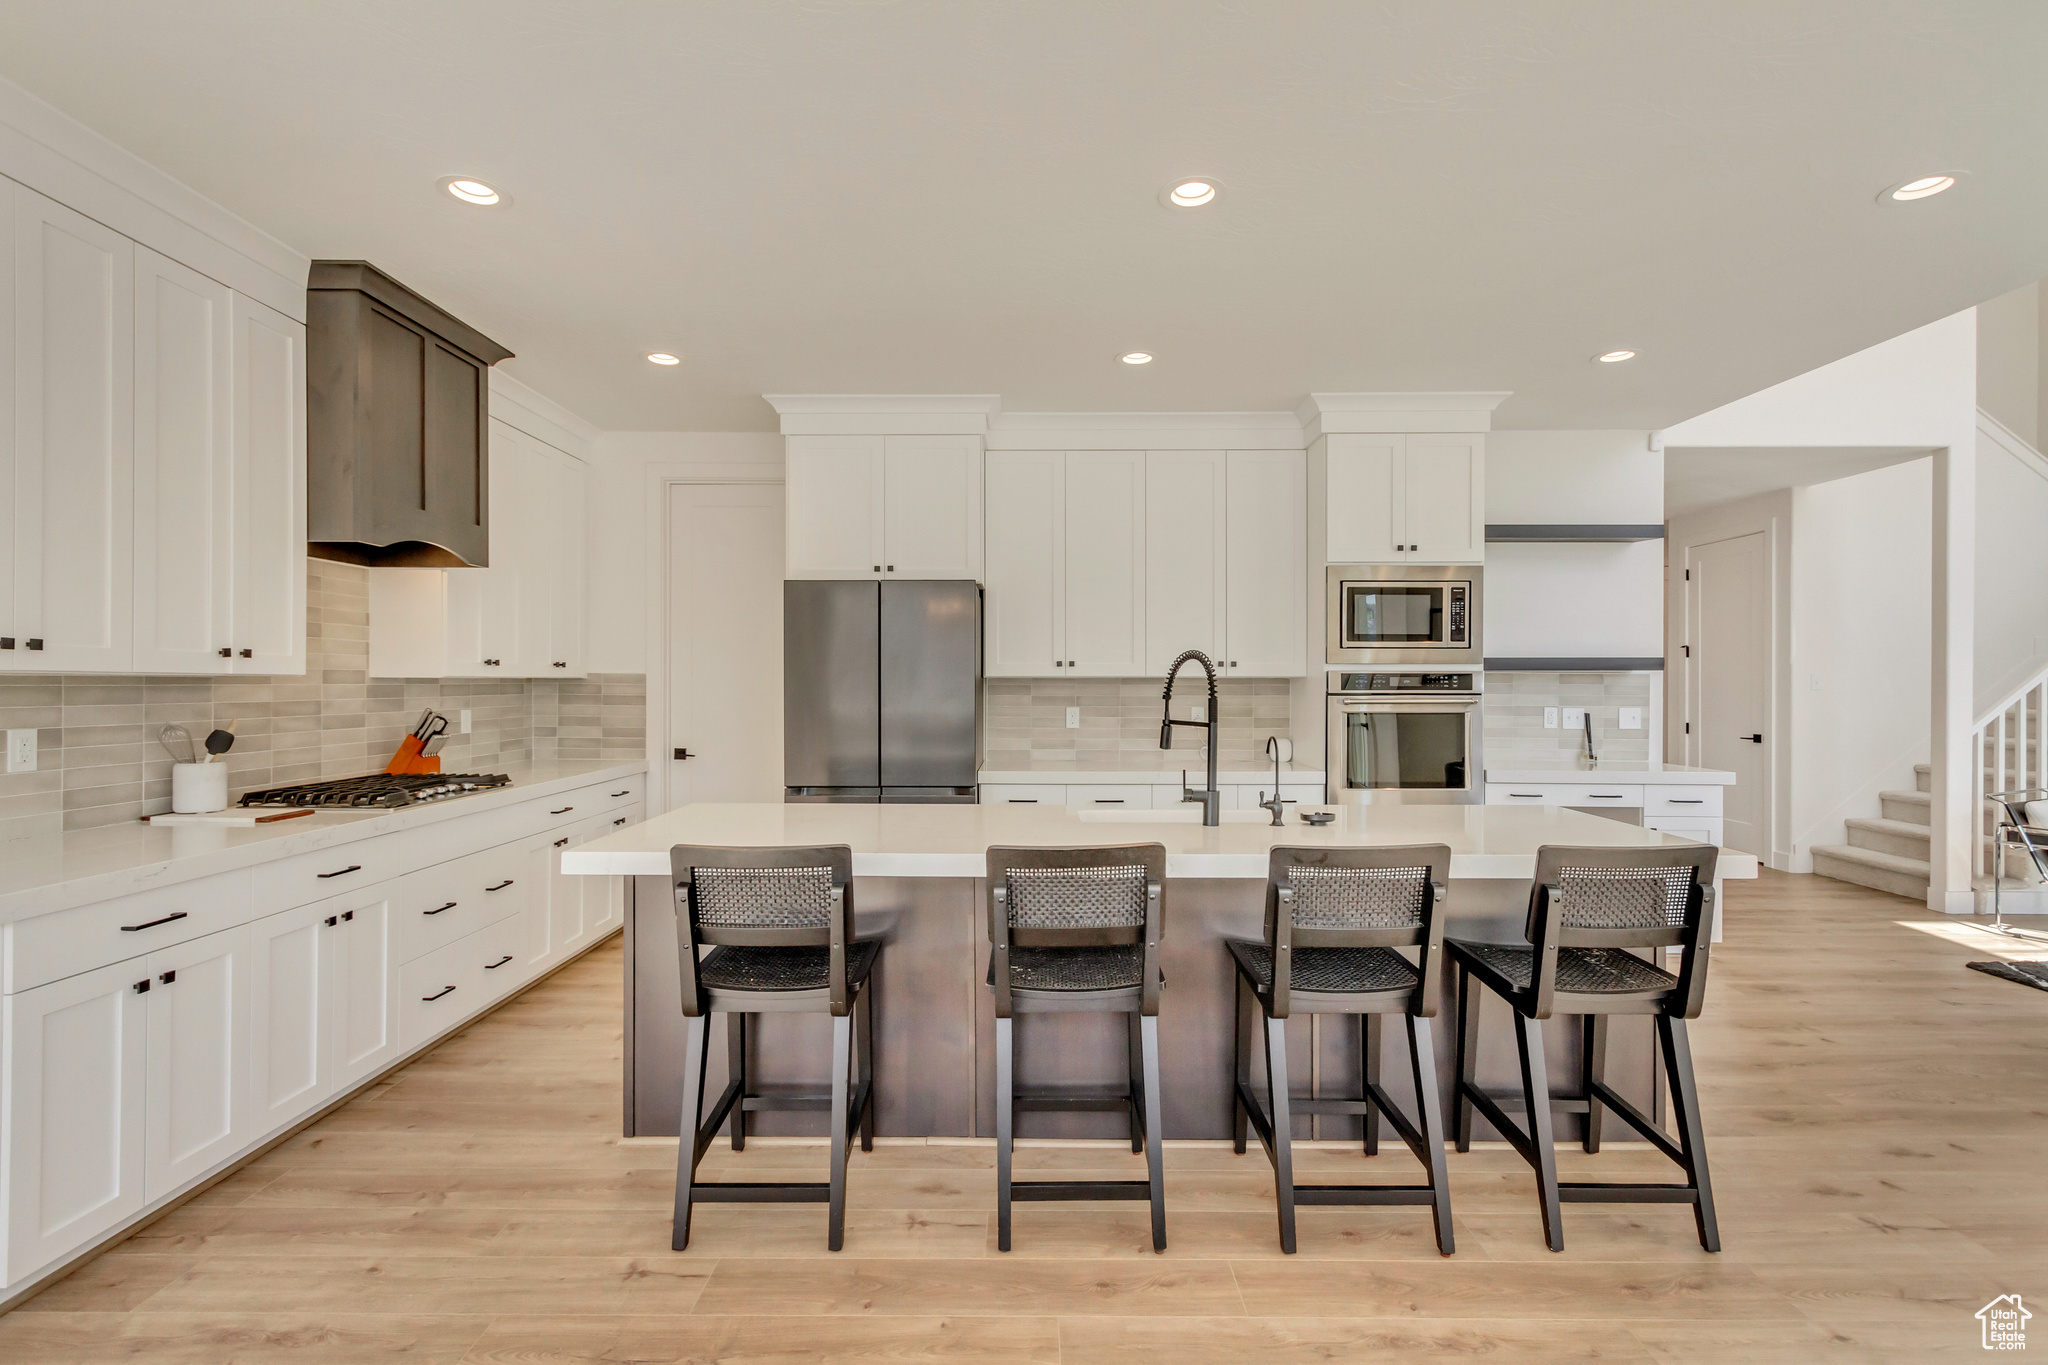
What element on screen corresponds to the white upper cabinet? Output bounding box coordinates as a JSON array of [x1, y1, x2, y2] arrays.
[[982, 450, 1064, 675], [787, 433, 981, 580], [132, 247, 231, 673], [1144, 450, 1226, 675], [1062, 451, 1147, 676], [1323, 432, 1484, 565], [1223, 450, 1307, 676], [226, 294, 306, 675], [542, 441, 588, 674], [6, 185, 135, 671]]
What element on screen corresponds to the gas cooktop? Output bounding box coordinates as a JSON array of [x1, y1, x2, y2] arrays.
[[238, 773, 512, 809]]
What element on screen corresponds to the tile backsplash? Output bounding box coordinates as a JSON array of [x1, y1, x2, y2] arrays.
[[0, 560, 646, 841], [984, 677, 1294, 770], [1481, 672, 1656, 766]]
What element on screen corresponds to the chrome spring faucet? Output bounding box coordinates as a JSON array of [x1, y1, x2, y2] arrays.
[[1160, 650, 1221, 826]]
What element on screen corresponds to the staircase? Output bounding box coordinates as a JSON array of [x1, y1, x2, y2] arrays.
[[1810, 765, 1934, 900]]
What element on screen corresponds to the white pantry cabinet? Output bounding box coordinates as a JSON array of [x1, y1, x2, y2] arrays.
[[984, 450, 1146, 677], [1322, 432, 1484, 565], [786, 433, 982, 580]]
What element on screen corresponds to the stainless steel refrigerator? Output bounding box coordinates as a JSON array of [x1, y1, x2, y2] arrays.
[[784, 579, 981, 804]]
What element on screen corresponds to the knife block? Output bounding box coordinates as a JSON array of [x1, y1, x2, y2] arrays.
[[383, 735, 443, 775]]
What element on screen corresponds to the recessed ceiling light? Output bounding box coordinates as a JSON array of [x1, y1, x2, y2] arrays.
[[1167, 179, 1217, 208], [440, 176, 503, 205], [1120, 352, 1153, 365], [647, 352, 681, 366], [1595, 350, 1637, 363], [1882, 173, 1959, 202]]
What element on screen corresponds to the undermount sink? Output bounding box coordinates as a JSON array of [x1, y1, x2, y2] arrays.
[[1075, 808, 1292, 823]]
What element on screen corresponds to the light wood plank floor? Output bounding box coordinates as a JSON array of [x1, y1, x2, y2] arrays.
[[4, 869, 2044, 1362]]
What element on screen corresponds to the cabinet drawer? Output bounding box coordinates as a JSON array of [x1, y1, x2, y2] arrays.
[[473, 915, 526, 1005], [1066, 785, 1154, 809], [6, 871, 252, 994], [253, 838, 415, 912], [1645, 786, 1724, 817], [1489, 783, 1644, 807], [592, 778, 643, 814], [1645, 817, 1724, 846], [390, 862, 479, 966], [981, 784, 1066, 805], [398, 932, 481, 1050]]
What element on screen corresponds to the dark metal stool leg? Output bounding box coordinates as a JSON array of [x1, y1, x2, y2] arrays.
[[672, 1012, 711, 1251], [857, 986, 875, 1152], [1363, 1012, 1383, 1156], [1232, 972, 1252, 1156], [1407, 1013, 1456, 1256], [1660, 1015, 1721, 1252], [1453, 965, 1479, 1153], [1126, 1011, 1145, 1155], [828, 1013, 851, 1252], [1140, 1013, 1167, 1253], [1582, 1013, 1608, 1154], [1264, 1012, 1297, 1254], [1515, 1012, 1564, 1252], [995, 1015, 1014, 1252], [727, 1012, 748, 1151]]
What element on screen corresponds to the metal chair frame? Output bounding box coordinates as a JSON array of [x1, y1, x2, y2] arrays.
[[668, 843, 878, 1253], [1228, 844, 1456, 1255], [987, 843, 1168, 1253], [1983, 789, 2048, 943], [1449, 843, 1721, 1253]]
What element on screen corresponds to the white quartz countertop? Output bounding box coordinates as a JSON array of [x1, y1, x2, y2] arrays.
[[979, 767, 1325, 786], [1483, 763, 1736, 786], [0, 759, 648, 922], [564, 801, 1758, 882]]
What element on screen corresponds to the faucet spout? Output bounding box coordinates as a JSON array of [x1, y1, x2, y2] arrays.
[[1161, 650, 1222, 826]]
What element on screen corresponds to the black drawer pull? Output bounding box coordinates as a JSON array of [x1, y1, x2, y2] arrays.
[[554, 837, 570, 848], [1007, 799, 1038, 803], [613, 817, 627, 826], [217, 647, 231, 658], [424, 901, 457, 916], [421, 985, 457, 1002], [25, 638, 42, 650], [486, 879, 515, 892], [1666, 798, 1705, 804], [343, 910, 354, 922], [611, 790, 631, 797], [1507, 793, 1544, 799], [551, 806, 574, 815], [121, 911, 190, 932], [324, 916, 338, 927], [1588, 794, 1624, 799], [133, 979, 150, 994], [159, 970, 176, 985], [484, 955, 514, 970], [1093, 799, 1124, 804], [317, 865, 362, 879]]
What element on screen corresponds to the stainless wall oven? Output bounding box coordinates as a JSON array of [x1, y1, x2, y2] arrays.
[[1326, 564, 1481, 668], [1326, 672, 1483, 806]]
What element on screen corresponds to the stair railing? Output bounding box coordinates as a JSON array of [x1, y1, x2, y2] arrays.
[[1975, 665, 2048, 881]]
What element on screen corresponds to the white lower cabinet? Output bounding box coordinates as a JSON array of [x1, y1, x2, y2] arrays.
[[248, 900, 335, 1132], [399, 933, 477, 1050], [329, 884, 399, 1091], [142, 925, 252, 1200]]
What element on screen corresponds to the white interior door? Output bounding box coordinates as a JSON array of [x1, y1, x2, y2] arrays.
[[666, 481, 785, 807], [1143, 450, 1226, 675], [1687, 531, 1770, 856]]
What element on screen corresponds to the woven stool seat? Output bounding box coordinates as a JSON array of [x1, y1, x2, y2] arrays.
[[1452, 941, 1676, 994], [1227, 939, 1419, 995], [988, 943, 1146, 992], [699, 939, 880, 992]]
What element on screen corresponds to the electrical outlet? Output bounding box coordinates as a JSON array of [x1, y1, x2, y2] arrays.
[[1065, 706, 1080, 729], [1618, 707, 1642, 731], [1543, 707, 1559, 730], [5, 728, 34, 774], [1561, 707, 1587, 730], [459, 709, 472, 735]]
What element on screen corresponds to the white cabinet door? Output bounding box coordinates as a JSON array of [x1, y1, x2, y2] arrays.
[[1403, 433, 1484, 564], [248, 900, 335, 1133], [228, 294, 307, 675], [1063, 451, 1146, 676], [883, 435, 981, 579], [982, 450, 1064, 676], [0, 184, 13, 658], [501, 425, 547, 675], [542, 445, 588, 675], [547, 825, 592, 958], [3, 957, 148, 1285], [11, 187, 134, 671], [1143, 450, 1226, 675], [143, 925, 252, 1200], [329, 885, 399, 1089], [1224, 450, 1307, 676], [132, 247, 231, 674], [1323, 435, 1400, 563], [786, 435, 885, 578], [512, 835, 557, 978]]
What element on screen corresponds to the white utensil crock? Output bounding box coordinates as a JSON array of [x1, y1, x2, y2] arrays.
[[171, 762, 229, 814]]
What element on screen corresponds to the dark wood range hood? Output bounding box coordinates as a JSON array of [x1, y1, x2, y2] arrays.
[[306, 261, 514, 568]]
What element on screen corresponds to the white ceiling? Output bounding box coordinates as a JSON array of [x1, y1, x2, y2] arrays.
[[1663, 445, 1933, 517], [4, 2, 2046, 433]]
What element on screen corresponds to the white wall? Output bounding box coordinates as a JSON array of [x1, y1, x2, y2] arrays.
[[585, 431, 784, 672], [1976, 282, 2040, 448], [1976, 416, 2048, 712]]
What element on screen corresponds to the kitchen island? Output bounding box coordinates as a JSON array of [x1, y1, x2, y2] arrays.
[[565, 802, 1756, 1143]]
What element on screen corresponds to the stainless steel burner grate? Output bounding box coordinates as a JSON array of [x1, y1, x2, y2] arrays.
[[238, 773, 512, 809]]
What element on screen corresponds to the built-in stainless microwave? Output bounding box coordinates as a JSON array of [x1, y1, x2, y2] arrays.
[[1326, 564, 1482, 667]]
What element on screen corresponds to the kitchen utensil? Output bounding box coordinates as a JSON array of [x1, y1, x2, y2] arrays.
[[158, 724, 197, 765], [420, 734, 447, 757], [412, 707, 436, 739], [420, 714, 448, 743], [203, 719, 237, 760]]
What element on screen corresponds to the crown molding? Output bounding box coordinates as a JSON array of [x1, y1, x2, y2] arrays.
[[490, 369, 602, 456], [1297, 391, 1513, 439], [764, 394, 1002, 435], [985, 409, 1306, 451]]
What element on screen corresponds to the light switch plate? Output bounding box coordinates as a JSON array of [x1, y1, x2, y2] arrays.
[[1618, 707, 1642, 730], [1543, 707, 1560, 730], [1562, 707, 1587, 730], [460, 709, 473, 735], [5, 728, 34, 774], [1065, 706, 1080, 729]]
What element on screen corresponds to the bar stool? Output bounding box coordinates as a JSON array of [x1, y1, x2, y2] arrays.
[[1448, 844, 1720, 1253], [987, 843, 1168, 1253], [668, 843, 879, 1252], [1227, 844, 1456, 1255]]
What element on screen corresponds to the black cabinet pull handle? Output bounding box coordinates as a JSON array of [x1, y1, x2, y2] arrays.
[[1093, 799, 1124, 804], [121, 911, 189, 932], [1007, 798, 1038, 803], [26, 638, 42, 650], [424, 901, 457, 916], [872, 565, 880, 572], [1588, 793, 1623, 799], [133, 979, 150, 994], [673, 749, 694, 760], [0, 637, 12, 649], [421, 985, 457, 1002], [1745, 733, 1763, 743], [484, 955, 514, 970], [218, 647, 232, 658], [550, 806, 573, 815], [886, 564, 894, 572], [554, 837, 570, 848], [324, 916, 339, 927], [1667, 798, 1705, 804], [610, 790, 631, 797], [317, 865, 361, 879], [159, 970, 176, 985], [342, 910, 354, 922], [239, 648, 252, 658], [486, 879, 515, 891], [1508, 793, 1544, 798]]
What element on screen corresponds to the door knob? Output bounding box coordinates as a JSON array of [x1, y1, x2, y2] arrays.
[[673, 748, 695, 760]]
